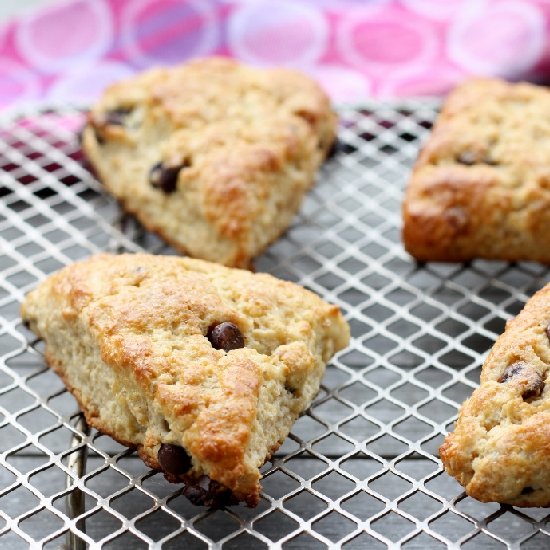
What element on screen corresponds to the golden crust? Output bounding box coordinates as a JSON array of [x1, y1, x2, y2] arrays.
[[21, 254, 349, 506], [440, 283, 550, 506], [403, 78, 550, 262], [82, 57, 337, 267]]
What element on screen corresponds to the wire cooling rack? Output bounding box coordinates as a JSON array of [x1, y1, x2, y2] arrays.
[[0, 102, 549, 550]]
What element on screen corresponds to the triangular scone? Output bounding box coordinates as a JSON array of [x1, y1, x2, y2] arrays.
[[403, 78, 550, 262], [82, 57, 337, 268], [21, 254, 349, 506], [440, 284, 550, 506]]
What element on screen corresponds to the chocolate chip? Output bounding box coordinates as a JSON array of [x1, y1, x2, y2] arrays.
[[284, 383, 298, 397], [498, 361, 545, 400], [497, 362, 525, 383], [157, 443, 192, 475], [546, 322, 550, 343], [182, 476, 210, 506], [93, 129, 105, 146], [295, 108, 317, 127], [457, 151, 498, 166], [522, 378, 544, 400], [104, 107, 133, 126], [22, 319, 30, 330], [207, 322, 244, 352], [521, 486, 535, 495], [457, 151, 478, 165], [182, 475, 239, 508], [149, 161, 189, 194]]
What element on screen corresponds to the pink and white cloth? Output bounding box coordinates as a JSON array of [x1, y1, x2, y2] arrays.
[[1, 0, 550, 108]]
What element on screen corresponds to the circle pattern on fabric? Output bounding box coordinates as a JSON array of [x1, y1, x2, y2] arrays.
[[3, 0, 550, 106], [448, 0, 545, 75], [228, 1, 328, 65], [122, 0, 219, 67], [399, 0, 466, 20], [16, 0, 112, 73], [337, 11, 438, 73]]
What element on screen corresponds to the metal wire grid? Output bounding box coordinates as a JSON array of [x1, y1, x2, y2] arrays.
[[0, 103, 549, 550]]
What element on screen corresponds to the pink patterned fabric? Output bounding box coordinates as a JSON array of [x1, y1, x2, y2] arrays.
[[1, 0, 550, 108]]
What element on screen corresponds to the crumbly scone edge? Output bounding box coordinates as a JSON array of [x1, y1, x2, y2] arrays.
[[440, 283, 550, 506], [402, 78, 550, 263], [21, 253, 349, 505]]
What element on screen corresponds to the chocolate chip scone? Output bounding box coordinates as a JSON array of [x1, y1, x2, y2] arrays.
[[440, 284, 550, 506], [403, 78, 550, 262], [21, 254, 349, 507], [82, 57, 337, 268]]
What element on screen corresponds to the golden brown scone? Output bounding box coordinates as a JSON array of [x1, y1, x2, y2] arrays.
[[440, 283, 550, 506], [403, 78, 550, 262], [82, 57, 337, 268], [21, 254, 349, 507]]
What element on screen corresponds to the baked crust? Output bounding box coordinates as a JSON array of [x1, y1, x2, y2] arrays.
[[403, 78, 550, 262], [440, 283, 550, 506], [82, 57, 337, 267], [21, 254, 349, 506]]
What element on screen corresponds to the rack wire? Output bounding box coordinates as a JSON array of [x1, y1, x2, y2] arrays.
[[0, 102, 549, 549]]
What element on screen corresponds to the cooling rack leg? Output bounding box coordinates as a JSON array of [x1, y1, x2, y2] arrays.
[[66, 414, 90, 550]]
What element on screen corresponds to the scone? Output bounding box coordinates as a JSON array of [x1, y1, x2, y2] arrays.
[[440, 283, 550, 506], [403, 78, 550, 262], [21, 254, 349, 507], [82, 57, 337, 267]]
